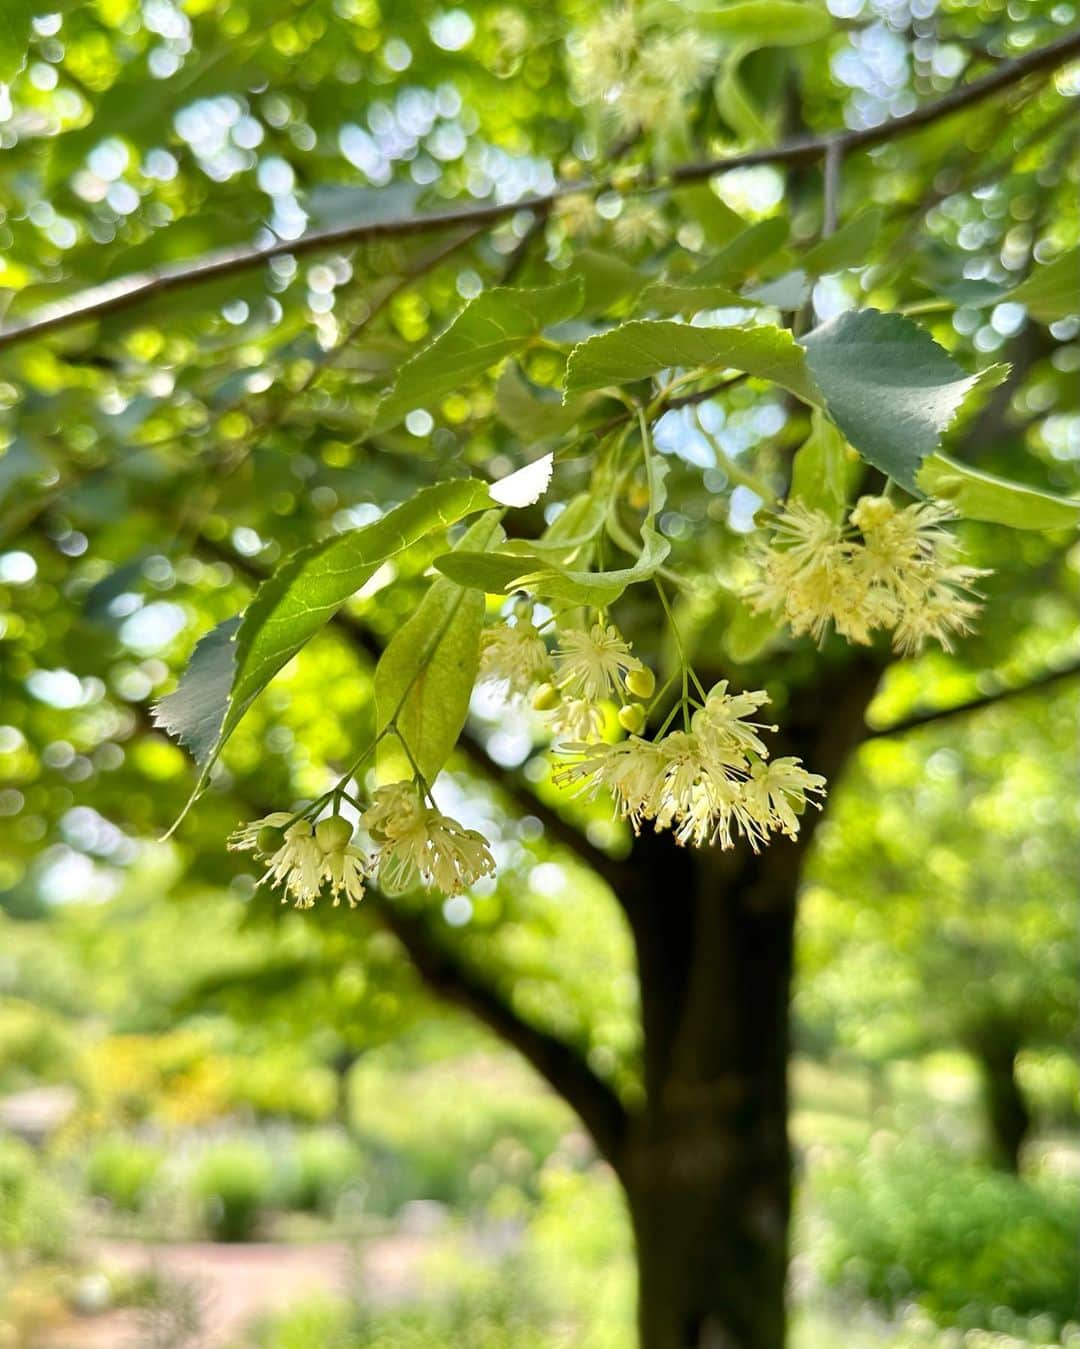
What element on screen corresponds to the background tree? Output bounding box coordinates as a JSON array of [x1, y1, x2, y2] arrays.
[[1, 3, 1079, 1347]]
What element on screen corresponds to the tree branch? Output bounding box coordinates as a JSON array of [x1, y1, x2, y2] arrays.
[[365, 892, 629, 1167], [2, 30, 1076, 353], [197, 534, 631, 892], [867, 658, 1080, 739]]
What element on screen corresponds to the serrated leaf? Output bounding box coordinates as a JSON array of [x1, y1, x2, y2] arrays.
[[563, 319, 821, 404], [375, 514, 499, 784], [687, 217, 790, 286], [789, 410, 855, 521], [161, 479, 493, 828], [569, 250, 648, 313], [801, 208, 884, 274], [495, 364, 587, 443], [801, 309, 986, 493], [745, 269, 810, 310], [153, 617, 241, 768], [1007, 249, 1080, 323], [373, 280, 584, 431], [918, 453, 1080, 530], [636, 282, 755, 316], [0, 0, 33, 82]]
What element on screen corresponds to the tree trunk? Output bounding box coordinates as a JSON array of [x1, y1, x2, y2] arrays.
[[623, 843, 796, 1349], [973, 1038, 1030, 1174], [616, 657, 883, 1348]]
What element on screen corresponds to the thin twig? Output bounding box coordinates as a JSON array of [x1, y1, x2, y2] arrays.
[[1, 30, 1076, 353]]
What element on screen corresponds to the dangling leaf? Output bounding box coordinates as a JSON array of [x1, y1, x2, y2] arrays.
[[374, 514, 501, 784], [801, 309, 997, 493], [918, 453, 1080, 530], [789, 411, 856, 521], [373, 280, 584, 431], [1007, 248, 1080, 323], [159, 479, 494, 828], [564, 319, 820, 404]]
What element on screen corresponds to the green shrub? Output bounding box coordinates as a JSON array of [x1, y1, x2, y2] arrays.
[[190, 1139, 273, 1242], [281, 1130, 360, 1215], [0, 1136, 71, 1260], [85, 1135, 165, 1213], [812, 1141, 1080, 1332]]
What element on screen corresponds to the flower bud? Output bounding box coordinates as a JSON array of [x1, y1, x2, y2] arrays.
[[625, 667, 656, 699], [850, 495, 896, 532], [255, 825, 286, 856], [315, 816, 353, 853], [618, 702, 647, 734], [532, 682, 560, 711]]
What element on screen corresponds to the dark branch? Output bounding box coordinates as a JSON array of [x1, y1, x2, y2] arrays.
[[867, 658, 1080, 739], [366, 892, 629, 1166], [198, 535, 630, 891], [2, 31, 1077, 352]]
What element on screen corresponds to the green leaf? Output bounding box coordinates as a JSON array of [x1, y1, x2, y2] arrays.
[[745, 270, 811, 310], [375, 514, 500, 784], [0, 0, 33, 82], [636, 282, 756, 316], [568, 250, 648, 314], [715, 42, 772, 144], [918, 454, 1080, 531], [515, 527, 671, 607], [161, 479, 493, 826], [432, 550, 539, 593], [687, 0, 832, 44], [801, 309, 986, 493], [789, 410, 855, 521], [673, 185, 748, 247], [801, 208, 884, 274], [1007, 249, 1080, 323], [153, 617, 241, 768], [687, 217, 790, 286], [495, 364, 588, 443], [373, 280, 584, 431], [724, 606, 778, 663], [563, 319, 820, 404]]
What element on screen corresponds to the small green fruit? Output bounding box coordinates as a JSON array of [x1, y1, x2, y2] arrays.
[[532, 682, 560, 711], [255, 826, 285, 856], [618, 702, 647, 735], [315, 816, 353, 853], [626, 667, 656, 699]]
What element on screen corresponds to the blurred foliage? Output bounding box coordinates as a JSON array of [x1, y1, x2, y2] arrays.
[[811, 1140, 1080, 1333]]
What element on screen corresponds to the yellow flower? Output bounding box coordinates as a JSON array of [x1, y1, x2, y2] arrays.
[[692, 681, 776, 761], [479, 619, 551, 699], [227, 812, 293, 855], [260, 820, 328, 910], [362, 783, 495, 896], [612, 199, 670, 249], [554, 621, 643, 703], [550, 696, 606, 743], [746, 495, 987, 654], [743, 757, 826, 840]]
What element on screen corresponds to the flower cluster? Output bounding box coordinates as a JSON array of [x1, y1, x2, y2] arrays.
[[478, 614, 551, 699], [362, 783, 495, 896], [553, 682, 825, 852], [230, 786, 495, 909], [229, 812, 367, 910], [481, 614, 654, 746], [745, 496, 987, 654], [570, 8, 715, 135]]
